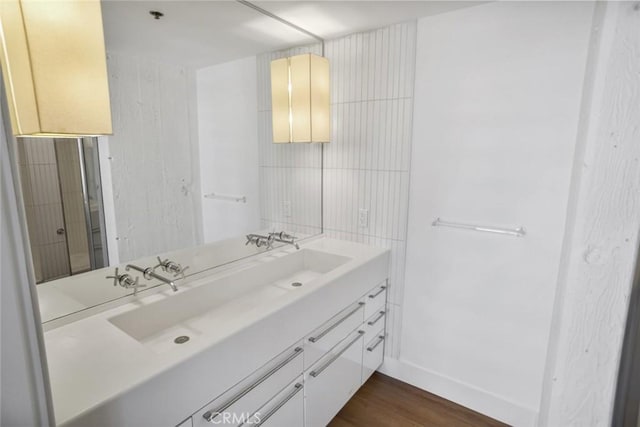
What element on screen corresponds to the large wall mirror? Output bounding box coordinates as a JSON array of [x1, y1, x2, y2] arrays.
[[8, 1, 324, 324]]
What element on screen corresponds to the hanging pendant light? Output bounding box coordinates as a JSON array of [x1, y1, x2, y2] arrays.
[[270, 53, 330, 143], [0, 0, 112, 137]]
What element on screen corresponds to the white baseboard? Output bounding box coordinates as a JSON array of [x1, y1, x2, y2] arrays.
[[379, 358, 538, 427]]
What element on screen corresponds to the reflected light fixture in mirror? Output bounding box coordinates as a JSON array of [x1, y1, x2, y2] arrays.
[[0, 0, 112, 137], [271, 53, 330, 143]]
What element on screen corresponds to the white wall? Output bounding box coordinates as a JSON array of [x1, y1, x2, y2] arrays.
[[197, 57, 261, 243], [390, 3, 595, 426], [540, 3, 640, 425], [105, 52, 202, 262], [1, 87, 53, 426]]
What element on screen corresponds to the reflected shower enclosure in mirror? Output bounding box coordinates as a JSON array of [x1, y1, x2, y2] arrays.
[[17, 137, 108, 283], [7, 1, 324, 321]]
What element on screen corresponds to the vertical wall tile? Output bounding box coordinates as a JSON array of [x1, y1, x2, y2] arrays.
[[255, 22, 417, 354], [321, 21, 417, 351], [256, 44, 323, 236]]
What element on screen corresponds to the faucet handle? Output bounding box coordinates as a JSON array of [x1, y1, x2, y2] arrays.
[[123, 276, 146, 295], [106, 268, 146, 295], [154, 257, 189, 279], [246, 234, 260, 246], [106, 267, 121, 287]]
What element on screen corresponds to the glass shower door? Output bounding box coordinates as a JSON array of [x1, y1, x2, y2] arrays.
[[16, 138, 71, 282], [16, 137, 108, 284]]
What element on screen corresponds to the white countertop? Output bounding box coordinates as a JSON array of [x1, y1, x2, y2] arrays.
[[44, 237, 389, 426]]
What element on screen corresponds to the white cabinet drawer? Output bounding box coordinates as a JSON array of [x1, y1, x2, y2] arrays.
[[364, 282, 387, 320], [304, 329, 364, 427], [362, 329, 385, 384], [304, 300, 365, 370], [364, 308, 386, 333], [244, 377, 304, 427], [194, 343, 303, 427]]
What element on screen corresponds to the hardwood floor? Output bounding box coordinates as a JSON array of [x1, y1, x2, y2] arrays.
[[329, 373, 509, 427]]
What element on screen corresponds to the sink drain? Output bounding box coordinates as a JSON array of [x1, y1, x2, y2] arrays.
[[174, 336, 190, 344], [291, 282, 302, 287]]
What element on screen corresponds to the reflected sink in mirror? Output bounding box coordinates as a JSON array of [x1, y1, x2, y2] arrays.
[[23, 0, 323, 325], [107, 249, 350, 353]]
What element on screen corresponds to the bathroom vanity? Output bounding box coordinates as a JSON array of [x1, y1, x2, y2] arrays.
[[43, 238, 390, 426]]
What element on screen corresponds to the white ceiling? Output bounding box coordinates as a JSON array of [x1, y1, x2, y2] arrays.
[[102, 1, 483, 68]]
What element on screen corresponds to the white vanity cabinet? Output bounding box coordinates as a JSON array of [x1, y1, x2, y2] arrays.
[[304, 300, 365, 369], [304, 328, 365, 427], [364, 282, 387, 319], [245, 377, 304, 427], [48, 240, 390, 427], [362, 282, 387, 383], [362, 321, 386, 383], [185, 281, 388, 427], [192, 343, 304, 427]]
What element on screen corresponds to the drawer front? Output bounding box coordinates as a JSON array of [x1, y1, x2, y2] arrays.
[[364, 308, 386, 334], [364, 281, 387, 320], [362, 328, 385, 384], [194, 343, 303, 427], [304, 329, 364, 427], [304, 300, 365, 370], [244, 377, 304, 427]]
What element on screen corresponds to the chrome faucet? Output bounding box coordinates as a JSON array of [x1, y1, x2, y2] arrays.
[[154, 257, 189, 280], [246, 232, 299, 250], [126, 263, 178, 292], [246, 233, 274, 248], [269, 231, 299, 250], [106, 267, 146, 295]]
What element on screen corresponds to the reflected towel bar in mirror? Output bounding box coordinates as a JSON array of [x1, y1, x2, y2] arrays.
[[204, 193, 247, 203], [432, 217, 526, 237]]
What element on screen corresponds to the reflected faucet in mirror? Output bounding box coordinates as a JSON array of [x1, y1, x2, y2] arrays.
[[106, 267, 145, 295], [269, 231, 300, 250], [246, 233, 274, 248], [246, 231, 299, 250], [126, 264, 178, 292], [20, 0, 323, 324], [154, 257, 189, 280]]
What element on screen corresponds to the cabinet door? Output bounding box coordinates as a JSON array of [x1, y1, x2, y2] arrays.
[[361, 308, 386, 384], [194, 343, 303, 427], [362, 329, 385, 384], [245, 377, 304, 427], [304, 300, 365, 370], [364, 281, 387, 320], [304, 329, 364, 427]]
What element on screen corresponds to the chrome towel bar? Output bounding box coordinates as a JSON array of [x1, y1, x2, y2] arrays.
[[204, 192, 247, 203], [432, 217, 526, 237]]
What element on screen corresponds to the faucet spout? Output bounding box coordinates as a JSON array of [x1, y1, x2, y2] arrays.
[[148, 269, 178, 292], [126, 264, 178, 292], [268, 231, 299, 250]]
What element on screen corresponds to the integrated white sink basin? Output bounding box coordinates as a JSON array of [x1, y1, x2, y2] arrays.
[[44, 237, 390, 427], [108, 248, 350, 353]]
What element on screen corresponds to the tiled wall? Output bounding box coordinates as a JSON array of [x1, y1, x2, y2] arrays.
[[256, 45, 324, 237], [322, 22, 416, 358], [17, 139, 69, 282], [256, 22, 417, 357]]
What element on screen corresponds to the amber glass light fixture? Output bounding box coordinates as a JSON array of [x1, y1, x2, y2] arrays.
[[0, 0, 112, 137], [270, 53, 330, 143]]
